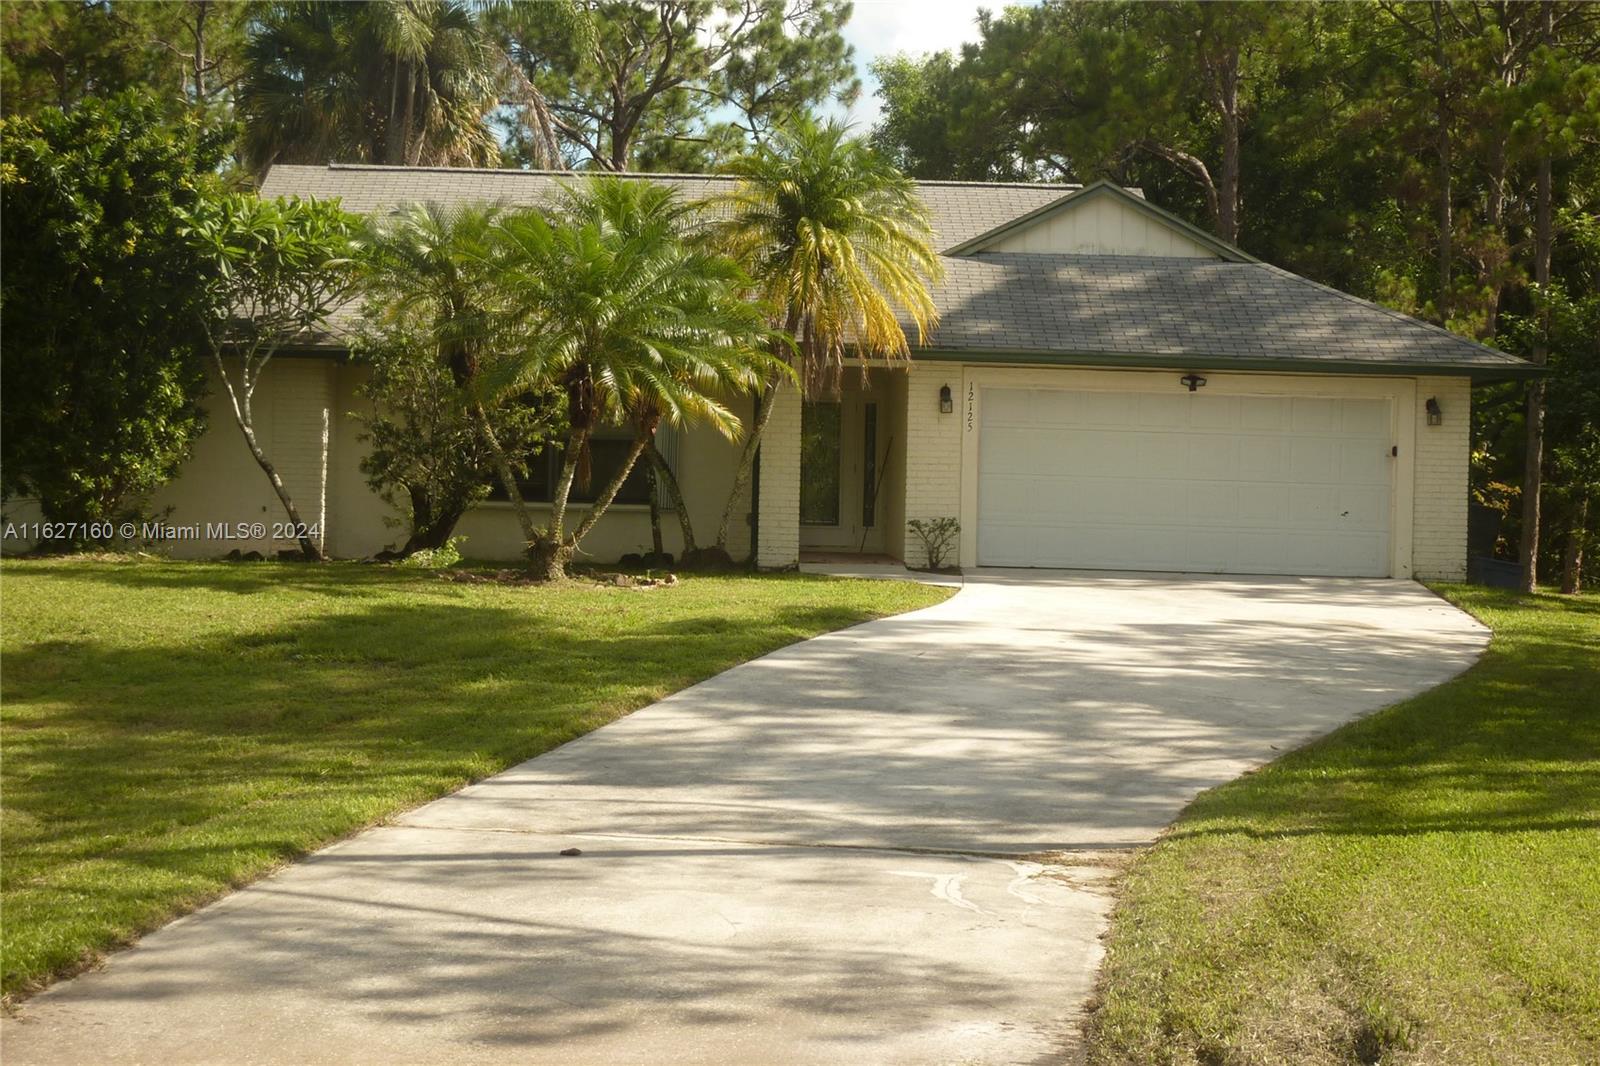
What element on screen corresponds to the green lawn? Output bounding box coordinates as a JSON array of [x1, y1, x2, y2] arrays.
[[0, 558, 950, 999], [1085, 587, 1600, 1066]]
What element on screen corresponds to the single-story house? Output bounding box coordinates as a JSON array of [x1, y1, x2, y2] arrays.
[[143, 164, 1537, 578]]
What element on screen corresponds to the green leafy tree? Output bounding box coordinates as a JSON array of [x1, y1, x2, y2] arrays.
[[352, 325, 560, 556], [709, 117, 941, 555], [494, 0, 858, 172], [239, 0, 517, 175], [0, 92, 230, 541], [358, 200, 566, 553], [2, 1, 158, 115], [179, 192, 360, 560], [873, 1, 1297, 243], [2, 2, 249, 128], [487, 177, 782, 579]]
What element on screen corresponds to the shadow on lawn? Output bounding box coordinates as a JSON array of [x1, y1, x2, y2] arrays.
[[1, 594, 884, 872]]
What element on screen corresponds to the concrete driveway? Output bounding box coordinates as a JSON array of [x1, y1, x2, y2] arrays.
[[2, 573, 1488, 1066]]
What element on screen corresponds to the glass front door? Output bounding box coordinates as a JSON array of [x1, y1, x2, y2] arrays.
[[800, 401, 842, 526]]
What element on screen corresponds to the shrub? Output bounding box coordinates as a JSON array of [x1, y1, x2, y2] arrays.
[[907, 517, 960, 571]]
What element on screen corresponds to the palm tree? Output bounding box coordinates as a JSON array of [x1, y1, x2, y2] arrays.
[[487, 177, 783, 580], [708, 117, 943, 556], [360, 201, 547, 543], [241, 0, 560, 175]]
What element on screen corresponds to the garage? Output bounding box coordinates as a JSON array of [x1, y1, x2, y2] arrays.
[[976, 385, 1396, 576]]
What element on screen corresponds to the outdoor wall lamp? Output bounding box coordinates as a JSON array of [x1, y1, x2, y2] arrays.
[[1426, 397, 1443, 426], [939, 384, 954, 413], [1180, 373, 1207, 392]]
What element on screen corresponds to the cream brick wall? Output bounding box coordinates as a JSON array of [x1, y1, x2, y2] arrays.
[[150, 358, 756, 563], [1411, 375, 1472, 580], [756, 380, 801, 568], [882, 370, 909, 560], [899, 363, 963, 567], [153, 357, 337, 557]]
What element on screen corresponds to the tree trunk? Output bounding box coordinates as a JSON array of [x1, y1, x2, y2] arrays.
[[647, 439, 696, 554], [716, 372, 782, 552], [1214, 46, 1242, 245], [191, 0, 208, 100], [572, 432, 651, 545], [210, 351, 323, 560], [238, 413, 321, 560], [400, 485, 469, 555], [474, 402, 538, 543], [540, 425, 586, 552], [1432, 2, 1454, 323], [1519, 4, 1555, 594], [647, 465, 666, 557], [1561, 496, 1587, 595]]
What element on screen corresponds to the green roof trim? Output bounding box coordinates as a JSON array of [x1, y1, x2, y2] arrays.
[[941, 179, 1259, 262], [910, 347, 1545, 383]]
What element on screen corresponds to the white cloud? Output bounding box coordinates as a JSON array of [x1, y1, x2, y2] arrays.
[[837, 0, 1001, 129]]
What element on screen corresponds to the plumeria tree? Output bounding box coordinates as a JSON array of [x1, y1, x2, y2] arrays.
[[709, 117, 942, 557], [180, 193, 359, 560], [488, 177, 784, 580]]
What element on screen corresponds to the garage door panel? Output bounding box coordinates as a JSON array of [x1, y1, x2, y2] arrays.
[[1237, 438, 1292, 479], [1338, 486, 1391, 526], [1240, 395, 1291, 430], [1135, 392, 1190, 427], [1339, 440, 1390, 484], [1084, 392, 1137, 427], [1189, 395, 1240, 429], [977, 386, 1393, 577], [983, 387, 1035, 424], [1290, 438, 1340, 481], [1237, 484, 1290, 522], [1185, 435, 1238, 480], [979, 427, 1043, 473], [1342, 399, 1389, 435], [1187, 483, 1241, 525], [1291, 397, 1339, 432]]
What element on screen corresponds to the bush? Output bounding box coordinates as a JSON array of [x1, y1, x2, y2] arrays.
[[907, 517, 960, 571], [352, 327, 563, 556], [397, 536, 466, 570], [0, 93, 231, 540]]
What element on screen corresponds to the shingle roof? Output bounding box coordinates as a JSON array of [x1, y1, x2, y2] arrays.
[[259, 163, 1077, 252], [261, 164, 1535, 378], [921, 254, 1532, 376]]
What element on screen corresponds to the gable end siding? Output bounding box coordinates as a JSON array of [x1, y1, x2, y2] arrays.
[[984, 194, 1219, 258]]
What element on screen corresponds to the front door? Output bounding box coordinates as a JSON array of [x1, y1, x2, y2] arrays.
[[800, 392, 884, 552]]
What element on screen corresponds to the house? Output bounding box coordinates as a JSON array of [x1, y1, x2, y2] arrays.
[[148, 164, 1537, 578]]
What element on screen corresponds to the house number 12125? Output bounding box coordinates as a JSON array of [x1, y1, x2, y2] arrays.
[[966, 382, 975, 432]]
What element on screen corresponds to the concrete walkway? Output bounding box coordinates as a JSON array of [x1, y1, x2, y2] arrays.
[[2, 573, 1489, 1066]]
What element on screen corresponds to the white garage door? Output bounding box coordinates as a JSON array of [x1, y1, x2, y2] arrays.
[[977, 387, 1394, 576]]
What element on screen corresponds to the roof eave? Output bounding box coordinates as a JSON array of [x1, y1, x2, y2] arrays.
[[910, 347, 1546, 383]]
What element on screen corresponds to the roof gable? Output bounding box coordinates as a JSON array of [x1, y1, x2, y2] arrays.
[[943, 180, 1255, 262]]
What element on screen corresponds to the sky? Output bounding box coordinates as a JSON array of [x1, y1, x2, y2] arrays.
[[835, 0, 999, 130]]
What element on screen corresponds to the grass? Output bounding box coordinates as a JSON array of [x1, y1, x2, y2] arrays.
[[0, 557, 950, 999], [1084, 586, 1600, 1066]]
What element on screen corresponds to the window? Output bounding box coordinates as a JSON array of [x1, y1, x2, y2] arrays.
[[487, 434, 653, 506]]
